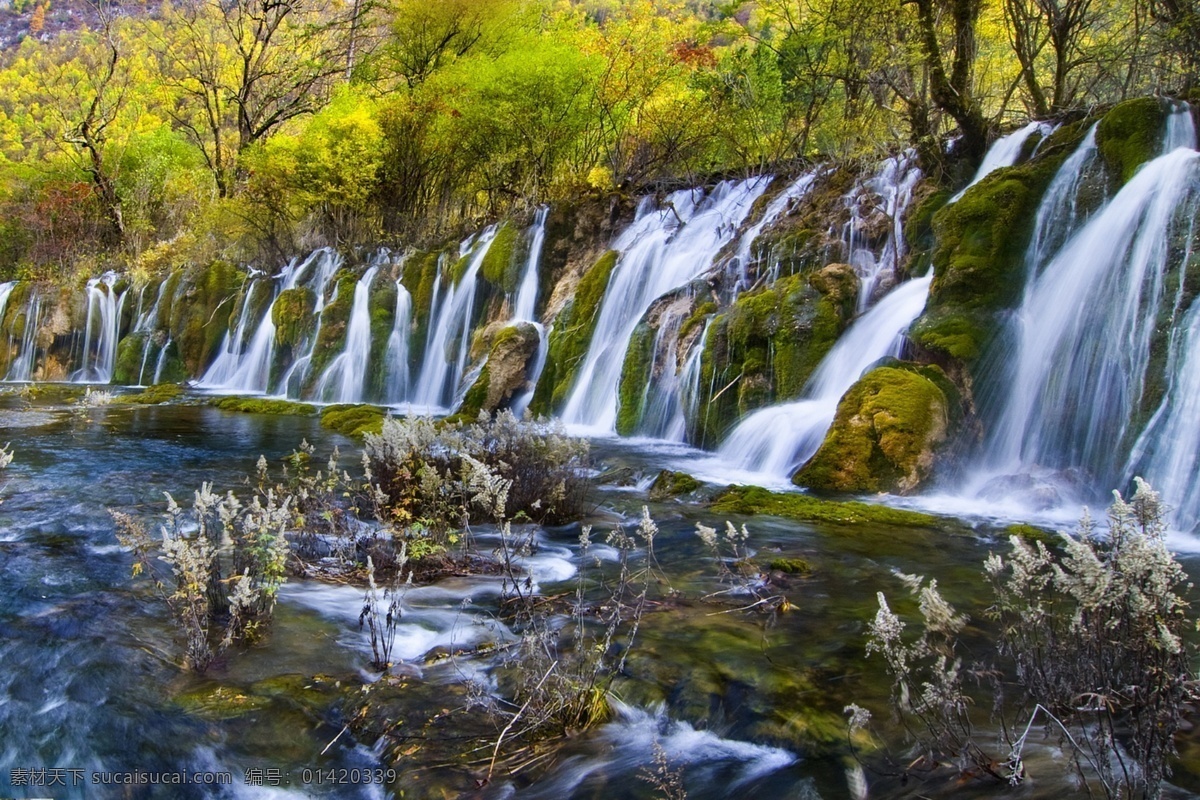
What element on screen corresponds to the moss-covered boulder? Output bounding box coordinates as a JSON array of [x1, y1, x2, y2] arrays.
[[1096, 97, 1169, 188], [648, 470, 701, 501], [710, 484, 939, 527], [320, 403, 386, 438], [164, 261, 246, 376], [529, 249, 619, 414], [694, 265, 858, 446], [212, 396, 317, 416], [124, 383, 184, 404], [272, 287, 316, 350], [793, 365, 952, 494], [479, 222, 520, 294], [459, 322, 541, 417], [910, 121, 1090, 366], [305, 271, 358, 387]]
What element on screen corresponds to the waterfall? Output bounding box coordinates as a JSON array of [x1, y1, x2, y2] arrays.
[[73, 273, 126, 383], [275, 249, 343, 397], [509, 323, 548, 420], [135, 280, 170, 386], [983, 122, 1198, 485], [732, 172, 817, 294], [315, 266, 380, 403], [635, 311, 688, 441], [153, 338, 172, 385], [561, 178, 771, 434], [840, 152, 922, 309], [382, 281, 413, 404], [411, 226, 498, 412], [950, 121, 1056, 203], [196, 280, 276, 393], [0, 281, 13, 331], [6, 292, 41, 382], [711, 276, 933, 481], [971, 104, 1199, 524], [514, 207, 548, 322]]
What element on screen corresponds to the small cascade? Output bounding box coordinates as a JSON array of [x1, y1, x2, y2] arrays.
[[513, 207, 548, 322], [561, 178, 770, 433], [1024, 123, 1101, 270], [315, 265, 380, 403], [840, 153, 922, 309], [196, 281, 276, 393], [975, 104, 1199, 515], [411, 226, 498, 412], [6, 293, 41, 381], [713, 276, 933, 480], [679, 319, 710, 436], [382, 281, 413, 404], [635, 311, 688, 441], [73, 273, 126, 383], [274, 249, 344, 396], [950, 120, 1056, 202], [134, 280, 170, 386], [152, 338, 172, 385], [0, 281, 14, 328], [731, 172, 818, 294]]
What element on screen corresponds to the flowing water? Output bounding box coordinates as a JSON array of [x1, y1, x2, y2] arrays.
[[561, 179, 771, 434], [315, 266, 381, 404], [949, 120, 1056, 203]]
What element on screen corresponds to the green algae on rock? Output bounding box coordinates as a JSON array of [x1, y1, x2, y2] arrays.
[[711, 484, 938, 527], [212, 396, 317, 416]]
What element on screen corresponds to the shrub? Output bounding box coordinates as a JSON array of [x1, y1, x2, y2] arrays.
[[861, 479, 1196, 798], [363, 411, 590, 528]]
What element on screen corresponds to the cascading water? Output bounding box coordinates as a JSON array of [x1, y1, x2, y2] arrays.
[[274, 249, 343, 397], [731, 172, 817, 295], [382, 281, 413, 404], [840, 153, 922, 309], [706, 275, 933, 482], [972, 103, 1200, 524], [134, 279, 169, 386], [513, 207, 548, 323], [315, 266, 380, 403], [73, 273, 126, 383], [411, 226, 498, 411], [561, 178, 771, 434], [196, 280, 276, 393], [949, 120, 1056, 203], [6, 293, 41, 382], [0, 281, 15, 327]]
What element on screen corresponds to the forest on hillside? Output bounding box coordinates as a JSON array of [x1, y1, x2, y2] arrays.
[[0, 0, 1195, 277]]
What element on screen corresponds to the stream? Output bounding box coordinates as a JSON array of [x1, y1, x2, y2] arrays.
[[3, 387, 1200, 799]]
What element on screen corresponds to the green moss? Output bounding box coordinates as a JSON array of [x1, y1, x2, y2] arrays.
[[169, 261, 246, 376], [1096, 97, 1167, 187], [710, 484, 938, 528], [175, 684, 271, 720], [794, 366, 950, 494], [615, 322, 655, 435], [479, 223, 519, 293], [112, 333, 149, 385], [679, 301, 717, 341], [124, 383, 184, 404], [212, 396, 317, 416], [530, 249, 620, 415], [648, 470, 702, 500], [403, 249, 443, 361], [768, 557, 811, 574], [458, 365, 491, 419], [695, 266, 857, 446], [1005, 523, 1058, 547], [305, 271, 357, 385], [320, 403, 386, 438], [272, 287, 316, 349]]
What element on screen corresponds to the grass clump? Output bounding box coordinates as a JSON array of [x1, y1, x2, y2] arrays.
[[711, 484, 938, 528], [212, 396, 317, 416]]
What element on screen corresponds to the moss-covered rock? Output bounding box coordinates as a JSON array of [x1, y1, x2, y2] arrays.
[[112, 332, 149, 385], [305, 271, 358, 387], [212, 396, 317, 416], [615, 320, 657, 435], [695, 266, 858, 446], [479, 222, 520, 294], [166, 261, 246, 376], [648, 469, 701, 500], [124, 383, 184, 404], [710, 484, 938, 527], [768, 556, 811, 574], [272, 287, 316, 349], [1096, 97, 1168, 188], [529, 249, 619, 414], [320, 403, 386, 438], [793, 365, 951, 494], [458, 322, 541, 417]]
